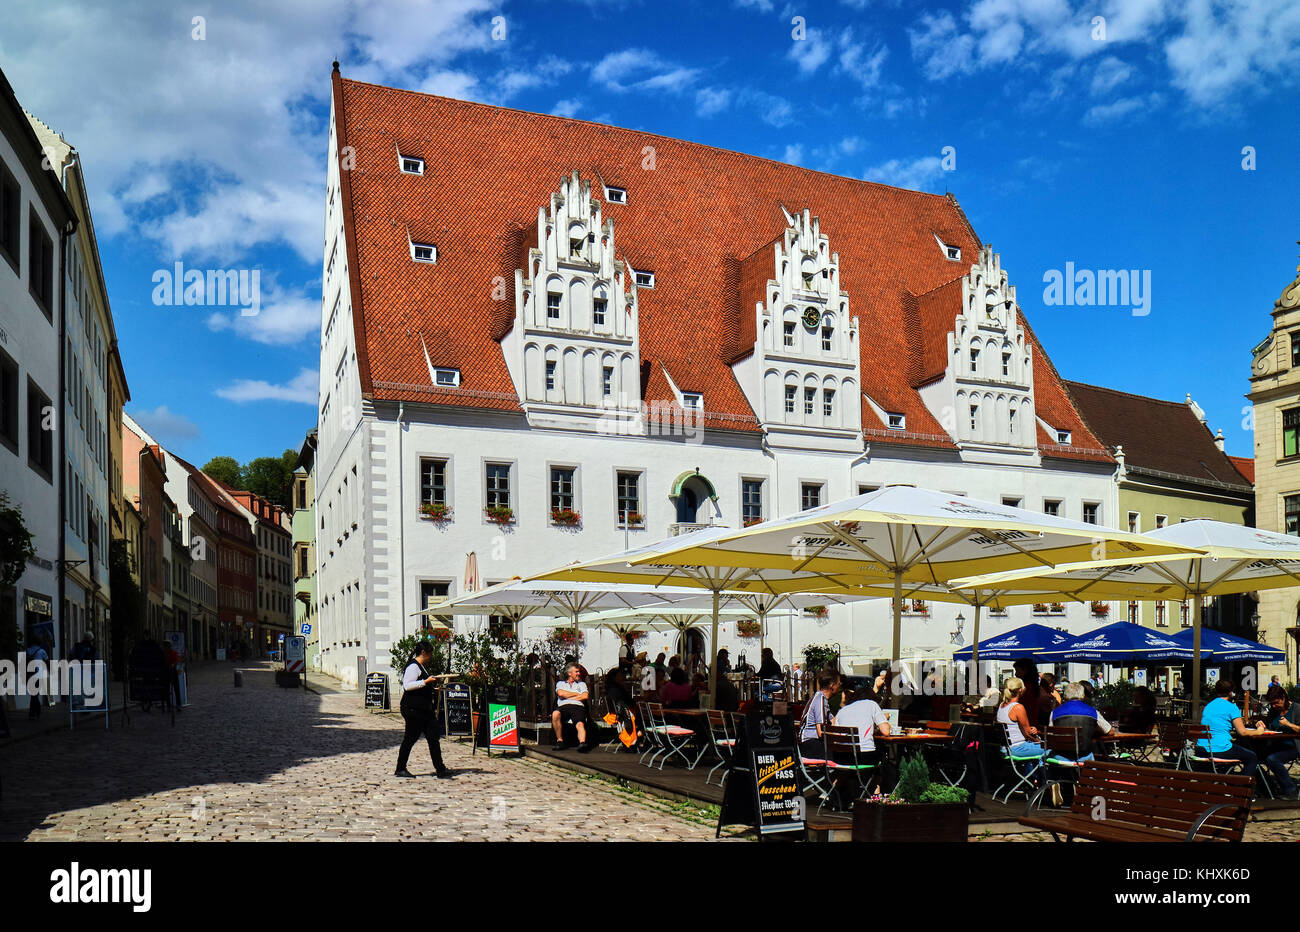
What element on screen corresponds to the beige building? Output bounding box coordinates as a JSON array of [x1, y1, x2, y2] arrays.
[[1247, 249, 1300, 682]]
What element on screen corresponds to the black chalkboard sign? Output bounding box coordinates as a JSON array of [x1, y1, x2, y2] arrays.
[[364, 673, 390, 711], [443, 682, 472, 737], [716, 713, 805, 838]]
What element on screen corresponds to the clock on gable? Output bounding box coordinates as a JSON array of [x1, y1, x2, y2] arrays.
[[802, 307, 821, 330]]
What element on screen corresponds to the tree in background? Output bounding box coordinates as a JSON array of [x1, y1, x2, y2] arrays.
[[202, 456, 242, 489], [0, 491, 37, 659], [202, 449, 298, 511]]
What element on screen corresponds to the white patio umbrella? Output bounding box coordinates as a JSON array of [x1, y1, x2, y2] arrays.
[[952, 519, 1300, 718], [534, 485, 1189, 704]]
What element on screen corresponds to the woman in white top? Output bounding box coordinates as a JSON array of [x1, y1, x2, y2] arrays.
[[394, 640, 452, 779], [997, 677, 1045, 758]]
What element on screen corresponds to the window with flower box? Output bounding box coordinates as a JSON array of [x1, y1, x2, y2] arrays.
[[617, 471, 642, 526], [550, 467, 580, 525], [742, 479, 763, 526]]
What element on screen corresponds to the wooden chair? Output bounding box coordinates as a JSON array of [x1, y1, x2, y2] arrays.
[[1032, 725, 1089, 810], [822, 725, 879, 812], [1019, 760, 1253, 842]]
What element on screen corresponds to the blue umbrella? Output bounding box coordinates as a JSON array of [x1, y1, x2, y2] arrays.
[[1037, 622, 1193, 663], [1170, 628, 1284, 664], [952, 623, 1073, 661]]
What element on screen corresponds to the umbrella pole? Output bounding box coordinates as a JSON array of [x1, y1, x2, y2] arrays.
[[708, 589, 720, 711], [971, 601, 982, 697], [892, 570, 903, 665], [1192, 594, 1203, 723]]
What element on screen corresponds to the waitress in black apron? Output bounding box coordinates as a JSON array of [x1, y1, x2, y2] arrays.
[[394, 640, 452, 779]]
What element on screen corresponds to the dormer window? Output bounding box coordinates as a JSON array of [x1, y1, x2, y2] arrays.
[[411, 242, 436, 263], [682, 392, 702, 411], [634, 270, 654, 289], [400, 156, 425, 175], [433, 368, 460, 387], [1056, 429, 1072, 445], [887, 413, 906, 430], [947, 246, 961, 260], [604, 186, 626, 204]]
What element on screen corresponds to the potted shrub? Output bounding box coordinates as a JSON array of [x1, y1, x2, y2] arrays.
[[419, 502, 452, 522], [624, 511, 644, 527], [1049, 602, 1066, 614], [1032, 602, 1049, 614], [1090, 600, 1110, 617], [805, 605, 829, 619], [484, 505, 514, 526], [736, 619, 763, 639], [802, 643, 839, 673], [550, 506, 581, 527], [852, 755, 970, 842], [910, 599, 929, 616]]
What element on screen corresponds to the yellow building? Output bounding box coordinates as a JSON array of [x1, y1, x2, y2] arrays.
[[1247, 251, 1300, 682], [1066, 381, 1255, 690]]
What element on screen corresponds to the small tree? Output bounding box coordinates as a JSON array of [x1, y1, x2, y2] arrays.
[[390, 628, 449, 679], [0, 491, 35, 659]]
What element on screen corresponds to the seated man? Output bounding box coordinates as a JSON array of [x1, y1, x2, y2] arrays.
[[1197, 678, 1264, 778], [1262, 684, 1300, 799], [551, 663, 591, 753], [1049, 681, 1114, 760]]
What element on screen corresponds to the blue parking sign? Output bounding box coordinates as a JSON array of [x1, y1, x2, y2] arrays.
[[301, 624, 311, 635]]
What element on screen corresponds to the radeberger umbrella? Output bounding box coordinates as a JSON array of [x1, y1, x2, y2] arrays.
[[534, 485, 1190, 705], [952, 519, 1300, 717], [1170, 628, 1285, 664]]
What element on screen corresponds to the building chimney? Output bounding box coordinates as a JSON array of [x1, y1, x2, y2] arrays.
[[1214, 429, 1225, 452]]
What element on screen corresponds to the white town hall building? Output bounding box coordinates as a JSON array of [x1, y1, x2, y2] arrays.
[[313, 64, 1119, 683]]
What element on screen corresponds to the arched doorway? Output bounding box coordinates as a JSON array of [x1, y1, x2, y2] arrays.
[[670, 471, 718, 526], [678, 627, 707, 674]]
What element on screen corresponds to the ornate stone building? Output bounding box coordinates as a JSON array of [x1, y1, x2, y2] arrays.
[[1247, 246, 1300, 680]]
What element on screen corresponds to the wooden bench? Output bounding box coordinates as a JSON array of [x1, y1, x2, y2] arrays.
[[1018, 760, 1253, 842]]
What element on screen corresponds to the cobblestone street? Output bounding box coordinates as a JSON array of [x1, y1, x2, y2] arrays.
[[0, 662, 727, 842]]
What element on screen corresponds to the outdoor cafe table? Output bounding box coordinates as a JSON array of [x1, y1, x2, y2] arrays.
[[1095, 731, 1158, 762]]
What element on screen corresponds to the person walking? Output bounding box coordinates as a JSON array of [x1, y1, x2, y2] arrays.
[[394, 640, 452, 779]]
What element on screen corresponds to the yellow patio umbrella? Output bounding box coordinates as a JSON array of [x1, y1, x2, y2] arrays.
[[952, 519, 1300, 718], [533, 486, 1191, 706]]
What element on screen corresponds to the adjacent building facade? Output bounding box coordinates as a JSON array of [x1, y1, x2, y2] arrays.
[[229, 488, 293, 655], [0, 68, 78, 665], [292, 429, 319, 669], [1248, 252, 1300, 681], [314, 67, 1126, 680]]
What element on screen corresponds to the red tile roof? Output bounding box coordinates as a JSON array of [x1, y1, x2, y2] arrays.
[[1228, 455, 1254, 484], [1064, 382, 1252, 487], [334, 69, 1107, 459]]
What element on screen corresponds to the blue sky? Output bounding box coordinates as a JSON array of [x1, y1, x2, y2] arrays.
[[3, 0, 1298, 464]]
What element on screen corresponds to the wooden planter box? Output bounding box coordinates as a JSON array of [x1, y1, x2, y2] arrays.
[[851, 801, 969, 842]]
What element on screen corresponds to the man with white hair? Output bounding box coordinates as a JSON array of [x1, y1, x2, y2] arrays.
[[552, 663, 591, 752], [1049, 680, 1114, 760]]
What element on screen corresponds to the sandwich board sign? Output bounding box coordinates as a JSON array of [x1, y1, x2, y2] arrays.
[[443, 683, 472, 737], [365, 672, 390, 711], [486, 684, 519, 755], [716, 713, 804, 839]]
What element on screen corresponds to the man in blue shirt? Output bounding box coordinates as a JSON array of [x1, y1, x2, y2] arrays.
[[1050, 681, 1115, 760], [1197, 678, 1265, 778]]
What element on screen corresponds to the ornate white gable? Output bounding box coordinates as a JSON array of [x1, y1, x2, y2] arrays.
[[923, 245, 1037, 459], [509, 171, 640, 418], [742, 207, 860, 449]]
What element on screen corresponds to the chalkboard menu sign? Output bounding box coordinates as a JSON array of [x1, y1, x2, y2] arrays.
[[364, 673, 390, 711], [716, 713, 805, 838], [486, 684, 519, 754], [443, 683, 472, 737]]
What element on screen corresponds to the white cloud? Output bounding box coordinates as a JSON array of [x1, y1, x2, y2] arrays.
[[550, 98, 583, 118], [782, 144, 804, 164], [741, 90, 794, 127], [129, 405, 201, 444], [909, 11, 977, 79], [695, 86, 732, 117], [1090, 56, 1133, 95], [215, 368, 319, 404], [788, 26, 887, 88], [590, 49, 699, 93], [788, 28, 835, 74], [734, 0, 774, 10], [206, 282, 320, 345], [864, 156, 945, 191], [1083, 91, 1163, 124], [0, 0, 496, 265], [1165, 0, 1300, 106]]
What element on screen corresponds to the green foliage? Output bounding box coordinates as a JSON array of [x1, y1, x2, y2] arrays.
[[201, 448, 298, 510], [890, 751, 969, 805], [802, 642, 839, 673], [451, 629, 523, 692], [1097, 679, 1135, 713], [529, 628, 580, 673], [109, 538, 143, 679], [0, 491, 26, 658], [891, 754, 931, 803], [390, 629, 449, 678], [202, 456, 242, 488]]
